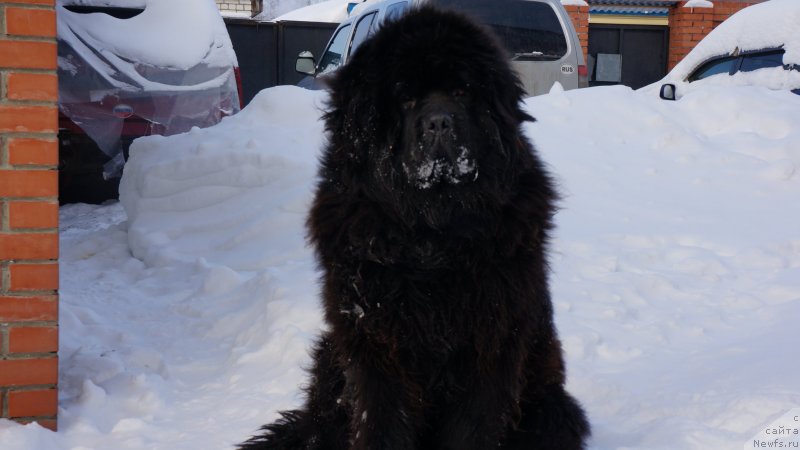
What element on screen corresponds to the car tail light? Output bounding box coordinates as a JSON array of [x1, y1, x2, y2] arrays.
[[578, 64, 589, 88], [234, 66, 244, 110]]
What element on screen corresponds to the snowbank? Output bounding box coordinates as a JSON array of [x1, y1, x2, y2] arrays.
[[2, 82, 799, 449], [528, 84, 800, 448]]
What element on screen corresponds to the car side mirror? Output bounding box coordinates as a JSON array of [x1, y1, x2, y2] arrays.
[[659, 83, 677, 101], [296, 51, 316, 76]]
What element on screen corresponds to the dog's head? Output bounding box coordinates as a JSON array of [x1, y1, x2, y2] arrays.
[[322, 7, 537, 229]]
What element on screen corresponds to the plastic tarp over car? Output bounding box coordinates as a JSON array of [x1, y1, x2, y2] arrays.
[[57, 0, 241, 176]]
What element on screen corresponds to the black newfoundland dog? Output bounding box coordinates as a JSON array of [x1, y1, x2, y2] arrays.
[[240, 6, 589, 450]]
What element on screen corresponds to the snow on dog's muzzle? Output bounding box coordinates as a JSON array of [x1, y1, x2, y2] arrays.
[[405, 144, 478, 189]]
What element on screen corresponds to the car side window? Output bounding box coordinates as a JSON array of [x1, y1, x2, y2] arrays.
[[319, 24, 352, 75], [349, 12, 378, 56], [739, 49, 785, 73], [688, 56, 738, 82]]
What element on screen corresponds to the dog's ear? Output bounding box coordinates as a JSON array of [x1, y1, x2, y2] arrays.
[[320, 51, 387, 188], [489, 74, 535, 126], [477, 53, 535, 129], [325, 53, 379, 132]]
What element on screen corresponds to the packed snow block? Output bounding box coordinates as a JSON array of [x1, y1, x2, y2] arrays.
[[119, 86, 327, 271]]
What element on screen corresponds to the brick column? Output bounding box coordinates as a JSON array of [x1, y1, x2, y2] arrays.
[[0, 0, 59, 431], [564, 4, 589, 64], [668, 1, 758, 70]]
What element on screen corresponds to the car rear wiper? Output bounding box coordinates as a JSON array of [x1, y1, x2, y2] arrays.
[[512, 51, 561, 61]]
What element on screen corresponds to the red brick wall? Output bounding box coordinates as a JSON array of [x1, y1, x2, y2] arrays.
[[564, 4, 589, 64], [668, 1, 758, 70], [0, 0, 59, 431]]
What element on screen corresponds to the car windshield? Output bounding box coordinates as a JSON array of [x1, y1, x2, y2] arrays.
[[319, 24, 352, 74], [430, 0, 567, 60], [688, 55, 738, 81], [349, 12, 378, 56]]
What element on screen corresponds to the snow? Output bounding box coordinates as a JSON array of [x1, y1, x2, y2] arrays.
[[220, 10, 253, 20], [272, 0, 353, 22], [405, 145, 477, 190], [648, 0, 800, 96], [2, 79, 800, 449], [530, 85, 800, 449], [119, 86, 327, 271], [683, 0, 713, 8], [253, 0, 339, 21]]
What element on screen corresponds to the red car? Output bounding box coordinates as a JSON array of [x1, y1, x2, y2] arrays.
[[57, 0, 243, 203]]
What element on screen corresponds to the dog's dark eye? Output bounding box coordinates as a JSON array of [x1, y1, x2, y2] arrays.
[[395, 82, 415, 109]]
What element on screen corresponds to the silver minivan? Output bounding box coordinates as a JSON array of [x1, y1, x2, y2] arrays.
[[296, 0, 588, 96]]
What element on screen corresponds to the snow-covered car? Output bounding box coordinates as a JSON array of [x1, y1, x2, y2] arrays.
[[655, 0, 800, 101], [57, 0, 242, 203]]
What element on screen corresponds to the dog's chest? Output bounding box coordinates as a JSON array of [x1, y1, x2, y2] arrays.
[[332, 260, 499, 354]]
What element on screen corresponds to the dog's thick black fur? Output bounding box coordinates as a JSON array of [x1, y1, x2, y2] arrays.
[[240, 7, 589, 450]]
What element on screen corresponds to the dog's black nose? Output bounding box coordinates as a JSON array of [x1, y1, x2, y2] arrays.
[[424, 112, 453, 136]]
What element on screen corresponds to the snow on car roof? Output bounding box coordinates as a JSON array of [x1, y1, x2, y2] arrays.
[[58, 0, 237, 73], [272, 0, 384, 23], [272, 0, 353, 22], [668, 0, 800, 81]]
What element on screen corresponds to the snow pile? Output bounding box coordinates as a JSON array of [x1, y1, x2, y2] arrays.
[[1, 81, 800, 449], [652, 0, 800, 95]]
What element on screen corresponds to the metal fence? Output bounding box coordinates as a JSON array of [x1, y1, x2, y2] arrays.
[[225, 19, 338, 105]]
